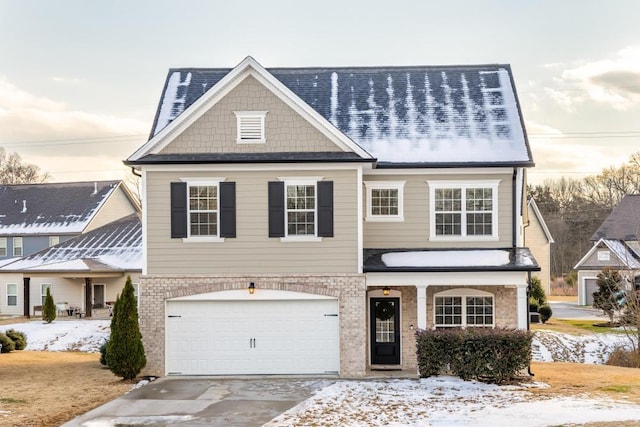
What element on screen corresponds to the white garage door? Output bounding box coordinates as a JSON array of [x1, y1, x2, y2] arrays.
[[585, 278, 598, 306], [166, 292, 339, 375]]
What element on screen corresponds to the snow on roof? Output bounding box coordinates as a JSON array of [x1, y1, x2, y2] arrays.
[[150, 64, 532, 165], [0, 214, 141, 272], [0, 181, 122, 235], [602, 239, 640, 269]]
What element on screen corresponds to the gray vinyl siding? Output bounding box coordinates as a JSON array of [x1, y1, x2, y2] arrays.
[[580, 246, 630, 269], [159, 75, 343, 155], [363, 173, 513, 248], [145, 169, 359, 274]]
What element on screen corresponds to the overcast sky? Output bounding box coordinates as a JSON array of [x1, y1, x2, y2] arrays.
[[1, 0, 640, 184]]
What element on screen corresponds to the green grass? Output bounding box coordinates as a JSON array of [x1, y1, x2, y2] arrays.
[[0, 397, 27, 404], [598, 385, 631, 393], [558, 319, 625, 333]]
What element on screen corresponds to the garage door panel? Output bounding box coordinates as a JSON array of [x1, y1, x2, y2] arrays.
[[166, 298, 339, 375]]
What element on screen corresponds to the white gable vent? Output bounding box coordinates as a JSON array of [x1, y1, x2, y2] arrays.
[[234, 111, 267, 144]]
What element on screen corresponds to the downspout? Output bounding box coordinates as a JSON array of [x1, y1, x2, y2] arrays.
[[527, 269, 534, 376], [512, 168, 517, 248], [131, 167, 142, 178]]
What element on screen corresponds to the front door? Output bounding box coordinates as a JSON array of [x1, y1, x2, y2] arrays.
[[370, 297, 401, 365], [93, 284, 105, 308]]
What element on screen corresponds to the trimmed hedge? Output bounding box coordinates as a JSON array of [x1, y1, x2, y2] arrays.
[[416, 328, 533, 384], [538, 305, 552, 324]]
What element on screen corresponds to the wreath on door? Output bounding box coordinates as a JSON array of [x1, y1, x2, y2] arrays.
[[375, 301, 395, 321]]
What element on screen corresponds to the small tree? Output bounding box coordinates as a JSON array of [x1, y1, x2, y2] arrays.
[[106, 276, 146, 380], [42, 287, 56, 323], [592, 267, 624, 325], [529, 276, 546, 306]]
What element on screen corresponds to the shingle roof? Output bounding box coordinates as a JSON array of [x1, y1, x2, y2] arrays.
[[590, 194, 640, 241], [573, 238, 640, 270], [150, 64, 532, 166], [0, 181, 122, 235], [0, 214, 141, 273], [363, 247, 540, 272]]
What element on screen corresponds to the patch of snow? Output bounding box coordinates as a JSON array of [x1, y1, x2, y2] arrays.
[[81, 416, 194, 427], [382, 250, 510, 267], [0, 320, 109, 352], [266, 377, 640, 426], [532, 330, 630, 364]]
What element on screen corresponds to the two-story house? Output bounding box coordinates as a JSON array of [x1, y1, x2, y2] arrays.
[[0, 181, 140, 316], [574, 194, 640, 305], [126, 57, 539, 377]]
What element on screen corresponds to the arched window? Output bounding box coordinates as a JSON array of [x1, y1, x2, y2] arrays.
[[434, 289, 494, 328]]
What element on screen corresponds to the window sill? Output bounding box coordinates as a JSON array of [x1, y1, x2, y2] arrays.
[[280, 236, 323, 243], [429, 235, 499, 242], [182, 237, 226, 243], [365, 216, 404, 222], [236, 139, 266, 144]]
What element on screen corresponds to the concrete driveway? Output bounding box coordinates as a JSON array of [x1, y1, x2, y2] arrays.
[[548, 300, 605, 321], [63, 377, 333, 426]]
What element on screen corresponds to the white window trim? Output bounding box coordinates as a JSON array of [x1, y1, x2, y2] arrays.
[[427, 180, 500, 242], [13, 237, 23, 257], [7, 283, 17, 306], [234, 111, 267, 144], [433, 288, 495, 328], [364, 181, 406, 222], [41, 283, 51, 306], [180, 178, 226, 243], [0, 237, 6, 257], [278, 177, 323, 242]]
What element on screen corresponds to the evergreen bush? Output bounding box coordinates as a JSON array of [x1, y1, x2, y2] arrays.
[[538, 305, 553, 324], [5, 329, 27, 350], [593, 267, 624, 324], [99, 340, 109, 366], [529, 298, 539, 313], [43, 287, 56, 323], [0, 332, 16, 353], [415, 328, 533, 384], [106, 276, 146, 380], [530, 276, 546, 305]]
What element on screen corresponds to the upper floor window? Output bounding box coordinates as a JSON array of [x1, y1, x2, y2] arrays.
[[49, 236, 60, 247], [364, 181, 405, 222], [234, 111, 267, 144], [286, 182, 316, 236], [434, 289, 494, 328], [188, 183, 219, 237], [13, 237, 23, 257], [7, 283, 17, 306], [0, 238, 6, 257], [427, 180, 499, 241]]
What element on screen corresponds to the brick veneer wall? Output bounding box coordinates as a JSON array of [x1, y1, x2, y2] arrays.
[[139, 273, 367, 377]]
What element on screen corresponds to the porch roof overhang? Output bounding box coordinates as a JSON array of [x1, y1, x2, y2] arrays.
[[363, 247, 540, 273], [2, 258, 141, 278]]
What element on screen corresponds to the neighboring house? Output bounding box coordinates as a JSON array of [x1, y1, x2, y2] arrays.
[[0, 180, 141, 316], [574, 194, 640, 305], [126, 56, 540, 377], [525, 198, 554, 294], [0, 214, 141, 317]]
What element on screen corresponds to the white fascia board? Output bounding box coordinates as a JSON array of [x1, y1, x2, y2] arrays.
[[136, 162, 369, 173], [365, 167, 513, 176], [128, 56, 374, 162], [365, 271, 528, 286], [528, 198, 554, 243]]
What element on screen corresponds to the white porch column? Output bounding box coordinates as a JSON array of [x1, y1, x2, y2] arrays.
[[417, 285, 428, 329], [516, 284, 528, 330]]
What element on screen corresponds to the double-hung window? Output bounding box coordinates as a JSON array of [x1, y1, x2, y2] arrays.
[[13, 237, 23, 257], [434, 289, 494, 328], [428, 180, 499, 240], [7, 284, 17, 306], [0, 238, 6, 257], [364, 181, 405, 221], [188, 183, 219, 237], [41, 283, 51, 306], [286, 182, 316, 236]]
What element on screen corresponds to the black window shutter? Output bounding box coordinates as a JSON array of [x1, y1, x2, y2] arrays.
[[317, 181, 334, 237], [170, 182, 187, 238], [219, 182, 236, 238], [268, 181, 285, 237]]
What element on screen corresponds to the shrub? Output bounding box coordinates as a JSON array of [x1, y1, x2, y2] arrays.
[[4, 329, 27, 350], [529, 297, 539, 313], [538, 305, 553, 324], [0, 332, 16, 353], [106, 276, 146, 380], [606, 347, 640, 368], [565, 271, 578, 287], [530, 276, 547, 306], [43, 287, 56, 323], [415, 328, 533, 384], [593, 267, 624, 324], [100, 340, 109, 366]]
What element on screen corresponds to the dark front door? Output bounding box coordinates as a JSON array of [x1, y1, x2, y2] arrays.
[[370, 297, 401, 365]]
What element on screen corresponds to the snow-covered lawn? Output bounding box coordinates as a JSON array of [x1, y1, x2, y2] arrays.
[[1, 320, 639, 426]]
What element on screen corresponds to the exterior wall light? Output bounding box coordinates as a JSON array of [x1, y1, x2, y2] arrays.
[[248, 282, 255, 295], [382, 286, 390, 296]]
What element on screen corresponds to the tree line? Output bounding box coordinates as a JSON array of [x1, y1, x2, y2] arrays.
[[529, 152, 640, 277]]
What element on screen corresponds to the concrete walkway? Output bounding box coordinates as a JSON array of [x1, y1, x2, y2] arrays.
[[62, 377, 333, 427]]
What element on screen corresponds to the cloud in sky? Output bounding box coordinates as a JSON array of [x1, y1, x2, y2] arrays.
[[546, 45, 640, 111]]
